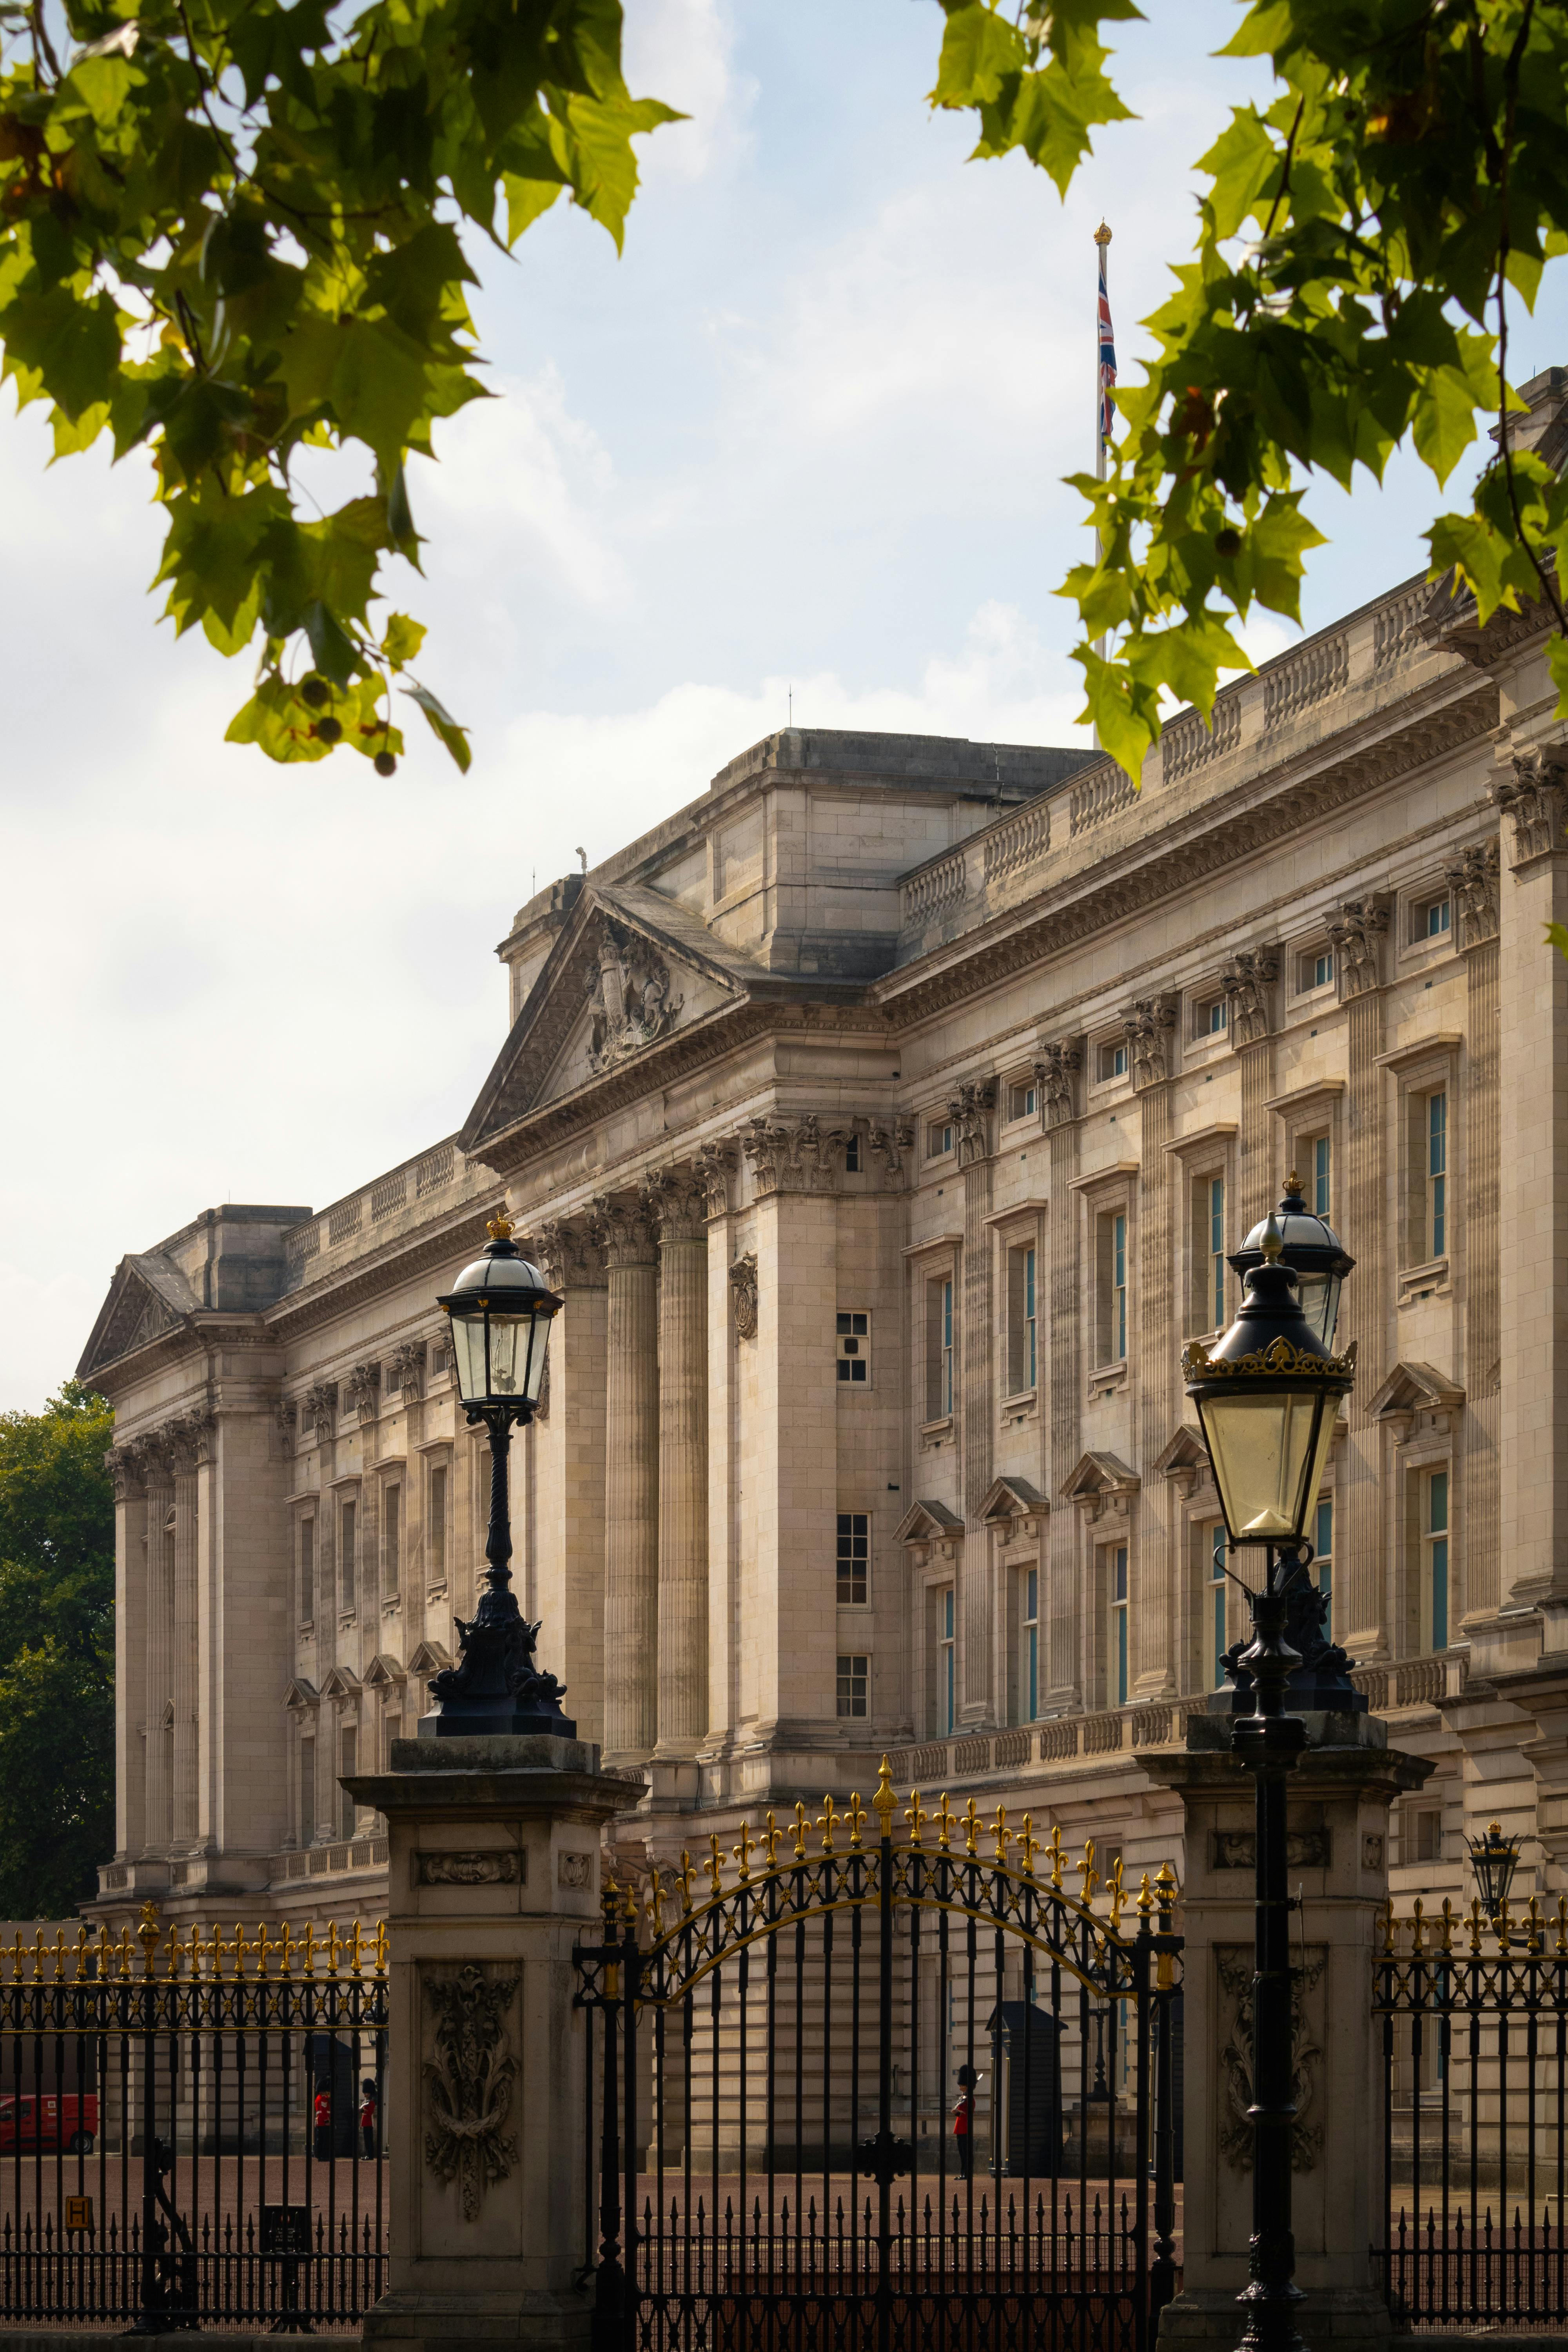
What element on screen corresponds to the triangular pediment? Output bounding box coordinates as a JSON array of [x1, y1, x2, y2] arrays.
[[77, 1253, 198, 1383], [407, 1639, 453, 1676], [979, 1476, 1046, 1526], [462, 889, 750, 1148], [1367, 1361, 1465, 1419], [363, 1652, 405, 1688], [320, 1665, 360, 1700], [283, 1677, 319, 1711], [1059, 1450, 1140, 1504], [1150, 1425, 1210, 1483], [894, 1498, 965, 1544]]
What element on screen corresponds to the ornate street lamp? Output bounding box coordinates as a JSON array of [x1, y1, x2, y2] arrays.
[[1184, 1218, 1357, 2352], [1229, 1172, 1355, 1351], [1467, 1819, 1523, 1922], [421, 1209, 576, 1739]]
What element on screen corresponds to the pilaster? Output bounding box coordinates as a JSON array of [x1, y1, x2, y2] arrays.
[[142, 1437, 174, 1855], [649, 1169, 710, 1761], [1038, 1042, 1083, 1713], [1495, 744, 1568, 1604], [955, 1081, 996, 1728], [108, 1442, 149, 1859], [533, 1219, 609, 1754], [593, 1192, 660, 1763], [1329, 897, 1391, 1657], [1127, 996, 1176, 1702], [1447, 841, 1502, 1622], [1222, 948, 1280, 1236], [699, 1145, 740, 1759]]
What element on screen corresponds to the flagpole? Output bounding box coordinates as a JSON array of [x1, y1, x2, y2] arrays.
[[1094, 221, 1112, 661]]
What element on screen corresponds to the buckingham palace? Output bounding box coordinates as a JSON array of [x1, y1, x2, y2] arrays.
[[76, 367, 1568, 1930]]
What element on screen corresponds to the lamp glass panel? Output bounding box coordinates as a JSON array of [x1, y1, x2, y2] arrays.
[[1293, 1270, 1342, 1349], [448, 1314, 489, 1404], [521, 1310, 554, 1404], [1200, 1386, 1330, 1544]]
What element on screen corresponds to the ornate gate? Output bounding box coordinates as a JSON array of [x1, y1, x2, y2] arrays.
[[575, 1761, 1181, 2352]]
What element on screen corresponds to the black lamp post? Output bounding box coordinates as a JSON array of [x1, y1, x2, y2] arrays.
[[1229, 1172, 1355, 1353], [420, 1209, 577, 1739], [1466, 1819, 1523, 1922], [1184, 1218, 1358, 2352]]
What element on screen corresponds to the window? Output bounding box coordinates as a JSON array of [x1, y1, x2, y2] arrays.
[[1192, 1174, 1226, 1332], [844, 1132, 861, 1173], [1314, 1497, 1334, 1642], [1409, 1807, 1442, 1864], [1298, 945, 1335, 994], [1008, 1078, 1038, 1121], [1097, 1211, 1128, 1364], [836, 1654, 869, 1719], [428, 1464, 448, 1581], [1097, 1039, 1129, 1083], [1195, 995, 1228, 1038], [928, 1120, 954, 1159], [837, 1512, 869, 1605], [1424, 1470, 1450, 1651], [927, 1278, 954, 1420], [299, 1517, 315, 1624], [837, 1311, 871, 1384], [339, 1499, 357, 1612], [1426, 1091, 1447, 1259], [339, 1727, 357, 1841], [1208, 1526, 1228, 1690], [937, 1588, 955, 1734], [1006, 1243, 1037, 1394], [1109, 1545, 1129, 1706], [299, 1737, 315, 1847], [1308, 1133, 1331, 1218], [1417, 893, 1452, 942], [383, 1484, 401, 1594], [1019, 1566, 1038, 1723]]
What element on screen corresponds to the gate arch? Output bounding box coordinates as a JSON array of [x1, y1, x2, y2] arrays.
[[576, 1760, 1182, 2352]]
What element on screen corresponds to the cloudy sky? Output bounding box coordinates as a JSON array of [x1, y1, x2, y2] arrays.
[[6, 0, 1568, 1412]]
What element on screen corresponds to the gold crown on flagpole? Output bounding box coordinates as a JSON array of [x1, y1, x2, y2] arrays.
[[1094, 221, 1112, 245]]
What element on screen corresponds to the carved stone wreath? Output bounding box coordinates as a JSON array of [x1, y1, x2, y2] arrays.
[[1216, 1944, 1325, 2174], [423, 1964, 520, 2220], [729, 1254, 758, 1341]]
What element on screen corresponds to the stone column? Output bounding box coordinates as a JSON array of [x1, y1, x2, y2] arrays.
[[1494, 750, 1568, 1604], [954, 1081, 997, 1728], [142, 1437, 174, 1854], [534, 1220, 608, 1751], [697, 1144, 740, 1760], [350, 1733, 635, 2352], [1141, 1712, 1432, 2352], [1127, 997, 1176, 1700], [109, 1442, 149, 1860], [1447, 841, 1502, 1623], [1328, 898, 1392, 1658], [594, 1192, 660, 1764], [1038, 1042, 1084, 1713], [650, 1169, 710, 1766]]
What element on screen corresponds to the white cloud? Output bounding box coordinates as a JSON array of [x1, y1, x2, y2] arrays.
[[621, 0, 753, 186]]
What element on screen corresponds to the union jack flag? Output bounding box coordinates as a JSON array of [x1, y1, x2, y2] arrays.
[[1098, 240, 1117, 446]]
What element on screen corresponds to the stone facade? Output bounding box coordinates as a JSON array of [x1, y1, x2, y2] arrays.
[[76, 372, 1568, 1925]]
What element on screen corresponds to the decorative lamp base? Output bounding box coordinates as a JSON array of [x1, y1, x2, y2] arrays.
[[419, 1704, 578, 1740]]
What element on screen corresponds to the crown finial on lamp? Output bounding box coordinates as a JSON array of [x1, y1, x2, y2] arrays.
[[486, 1206, 515, 1242], [1283, 1170, 1304, 1200], [1094, 220, 1112, 246]]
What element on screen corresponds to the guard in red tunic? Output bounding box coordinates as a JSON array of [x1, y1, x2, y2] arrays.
[[953, 2063, 977, 2182]]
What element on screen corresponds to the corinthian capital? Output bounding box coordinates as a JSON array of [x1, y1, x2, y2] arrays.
[[1327, 898, 1390, 998], [590, 1192, 658, 1268], [740, 1112, 848, 1196], [946, 1081, 995, 1167], [534, 1218, 606, 1290], [1033, 1040, 1082, 1128], [1443, 840, 1501, 947], [695, 1141, 738, 1218], [1493, 744, 1568, 867], [1121, 996, 1177, 1088], [1219, 947, 1279, 1047], [644, 1168, 708, 1243]]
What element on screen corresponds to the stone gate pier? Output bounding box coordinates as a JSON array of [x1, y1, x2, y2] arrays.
[[346, 1735, 634, 2352]]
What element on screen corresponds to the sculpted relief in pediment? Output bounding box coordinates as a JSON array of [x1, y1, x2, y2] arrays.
[[585, 926, 683, 1076]]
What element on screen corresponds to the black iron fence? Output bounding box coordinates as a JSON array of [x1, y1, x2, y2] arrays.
[[0, 1907, 388, 2330], [576, 1762, 1183, 2352], [1375, 1896, 1568, 2330]]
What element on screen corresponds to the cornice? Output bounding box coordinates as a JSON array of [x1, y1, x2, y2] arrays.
[[875, 678, 1499, 1033], [265, 1202, 501, 1342]]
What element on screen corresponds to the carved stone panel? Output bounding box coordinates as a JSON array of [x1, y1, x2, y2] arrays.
[[1212, 1828, 1330, 1871], [416, 1849, 524, 1887], [1216, 1943, 1326, 2174], [423, 1963, 519, 2220], [729, 1254, 758, 1340], [585, 925, 683, 1073], [559, 1851, 593, 1889]]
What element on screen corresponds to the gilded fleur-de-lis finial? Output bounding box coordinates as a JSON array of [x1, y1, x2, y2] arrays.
[[136, 1902, 161, 1978], [963, 1798, 980, 1857], [1439, 1897, 1454, 1955], [1468, 1896, 1483, 1955], [936, 1794, 957, 1853], [1079, 1838, 1099, 1904], [991, 1804, 1010, 1864], [793, 1802, 810, 1860], [678, 1850, 697, 1914], [1017, 1815, 1040, 1878], [846, 1793, 868, 1850], [818, 1797, 841, 1854], [1108, 1856, 1125, 1934], [764, 1812, 783, 1872], [1048, 1823, 1066, 1890], [1411, 1896, 1426, 1955], [872, 1757, 897, 1841], [707, 1833, 725, 1896], [733, 1822, 755, 1882], [905, 1791, 928, 1848], [1557, 1895, 1568, 1957], [648, 1867, 666, 1937]]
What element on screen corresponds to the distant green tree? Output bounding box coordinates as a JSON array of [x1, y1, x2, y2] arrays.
[[0, 1381, 115, 1917]]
